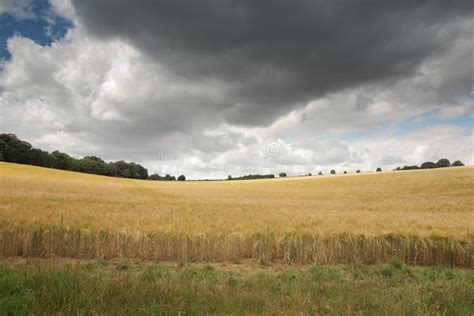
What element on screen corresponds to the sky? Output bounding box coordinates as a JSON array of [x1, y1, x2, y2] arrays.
[[0, 0, 473, 179]]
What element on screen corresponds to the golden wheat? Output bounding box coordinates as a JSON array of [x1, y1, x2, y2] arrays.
[[0, 162, 473, 266]]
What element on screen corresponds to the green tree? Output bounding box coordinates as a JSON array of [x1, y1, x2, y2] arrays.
[[149, 173, 161, 180], [420, 161, 436, 169], [452, 160, 464, 167], [436, 158, 450, 168]]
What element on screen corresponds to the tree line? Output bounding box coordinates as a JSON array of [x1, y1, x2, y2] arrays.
[[149, 174, 186, 181], [227, 174, 276, 180], [0, 134, 149, 180], [394, 158, 464, 171], [0, 134, 466, 181]]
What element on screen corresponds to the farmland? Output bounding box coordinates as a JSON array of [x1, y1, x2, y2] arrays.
[[0, 162, 472, 266], [1, 161, 473, 314]]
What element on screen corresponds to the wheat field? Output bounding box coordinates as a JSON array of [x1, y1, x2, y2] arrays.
[[0, 162, 472, 266]]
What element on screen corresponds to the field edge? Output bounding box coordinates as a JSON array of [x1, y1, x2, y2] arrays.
[[1, 228, 472, 267]]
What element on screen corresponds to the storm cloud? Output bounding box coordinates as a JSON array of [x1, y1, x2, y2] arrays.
[[72, 0, 474, 125]]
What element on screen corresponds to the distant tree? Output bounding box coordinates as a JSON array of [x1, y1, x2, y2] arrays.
[[113, 160, 131, 178], [394, 167, 401, 171], [149, 173, 161, 180], [84, 156, 105, 163], [0, 139, 6, 161], [401, 165, 419, 170], [231, 174, 275, 180], [128, 162, 148, 179], [81, 157, 107, 174], [436, 158, 450, 168], [376, 167, 382, 172], [279, 172, 287, 177], [122, 169, 132, 178], [307, 173, 312, 176], [161, 174, 175, 181], [105, 163, 118, 177], [0, 134, 33, 163], [343, 171, 347, 174], [356, 170, 361, 173], [27, 148, 47, 167], [452, 160, 464, 167], [330, 170, 336, 175], [52, 151, 74, 170], [227, 175, 232, 180], [177, 175, 186, 181], [318, 171, 323, 176], [420, 161, 436, 169]]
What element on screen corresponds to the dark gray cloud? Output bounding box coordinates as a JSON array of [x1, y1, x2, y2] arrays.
[[72, 0, 474, 126]]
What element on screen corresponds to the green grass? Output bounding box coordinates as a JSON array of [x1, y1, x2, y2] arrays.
[[0, 259, 472, 315]]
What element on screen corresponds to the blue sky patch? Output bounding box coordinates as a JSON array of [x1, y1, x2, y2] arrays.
[[394, 113, 474, 136], [0, 0, 71, 60]]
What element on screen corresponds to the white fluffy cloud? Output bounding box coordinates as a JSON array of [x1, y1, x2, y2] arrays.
[[0, 0, 35, 20], [0, 1, 473, 178]]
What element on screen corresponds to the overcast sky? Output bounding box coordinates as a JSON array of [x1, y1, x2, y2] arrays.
[[0, 0, 473, 178]]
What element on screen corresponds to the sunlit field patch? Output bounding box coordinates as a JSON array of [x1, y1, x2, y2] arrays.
[[0, 162, 473, 266]]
